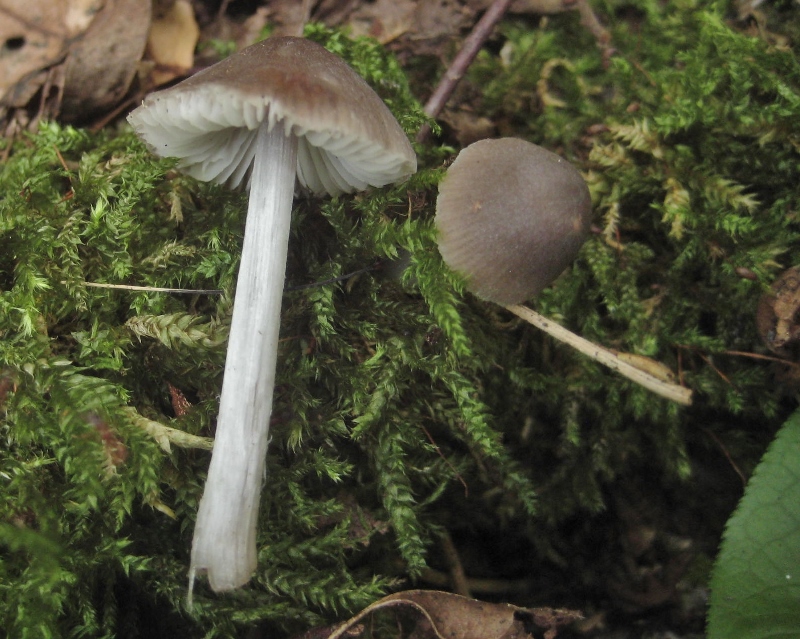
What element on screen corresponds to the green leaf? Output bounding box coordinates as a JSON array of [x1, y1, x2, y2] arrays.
[[707, 408, 800, 639]]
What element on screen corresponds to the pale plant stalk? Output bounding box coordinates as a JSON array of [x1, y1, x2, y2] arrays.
[[505, 304, 693, 405], [189, 122, 298, 597]]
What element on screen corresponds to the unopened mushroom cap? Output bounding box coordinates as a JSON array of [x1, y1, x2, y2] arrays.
[[127, 36, 416, 195], [435, 138, 592, 305]]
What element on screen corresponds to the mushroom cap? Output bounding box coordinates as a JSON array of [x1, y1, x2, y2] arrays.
[[435, 138, 592, 305], [127, 36, 416, 195]]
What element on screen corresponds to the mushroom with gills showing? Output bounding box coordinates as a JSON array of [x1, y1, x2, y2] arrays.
[[127, 36, 417, 595], [435, 138, 691, 405]]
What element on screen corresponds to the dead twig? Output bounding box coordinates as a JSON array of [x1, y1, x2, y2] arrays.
[[575, 0, 614, 63], [416, 0, 514, 142], [440, 530, 471, 597], [505, 304, 693, 405], [77, 281, 224, 295], [702, 427, 747, 489]]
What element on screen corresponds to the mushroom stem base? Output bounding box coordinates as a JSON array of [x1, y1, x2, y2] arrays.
[[189, 121, 298, 597]]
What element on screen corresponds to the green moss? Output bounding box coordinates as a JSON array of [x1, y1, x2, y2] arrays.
[[0, 25, 528, 637], [468, 5, 800, 406]]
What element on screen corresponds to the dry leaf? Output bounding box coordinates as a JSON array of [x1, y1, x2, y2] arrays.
[[757, 266, 800, 357], [60, 0, 151, 122], [235, 7, 271, 50], [312, 0, 361, 25], [147, 0, 199, 86], [86, 412, 128, 475], [0, 369, 16, 409], [167, 381, 193, 417], [465, 0, 578, 14], [0, 0, 101, 107], [411, 0, 474, 43], [345, 0, 416, 43], [328, 590, 582, 639], [264, 0, 313, 37], [439, 108, 496, 147]]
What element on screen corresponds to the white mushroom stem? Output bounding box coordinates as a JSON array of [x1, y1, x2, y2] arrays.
[[189, 121, 298, 596], [504, 304, 693, 406]]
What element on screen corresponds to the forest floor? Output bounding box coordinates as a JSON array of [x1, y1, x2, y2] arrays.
[[2, 1, 798, 638]]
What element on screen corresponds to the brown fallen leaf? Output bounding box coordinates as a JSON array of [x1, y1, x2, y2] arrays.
[[327, 590, 582, 639], [262, 0, 313, 37], [439, 107, 497, 147], [60, 0, 151, 122], [757, 266, 800, 358], [312, 0, 361, 26], [292, 622, 363, 639], [147, 0, 200, 86], [345, 0, 417, 44], [0, 0, 99, 107], [0, 368, 17, 409], [467, 0, 579, 13], [167, 381, 193, 417], [86, 412, 129, 475]]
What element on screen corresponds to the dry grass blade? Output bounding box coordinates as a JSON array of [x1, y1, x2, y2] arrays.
[[505, 304, 693, 405]]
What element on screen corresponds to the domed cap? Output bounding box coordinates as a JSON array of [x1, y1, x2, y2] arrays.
[[127, 36, 416, 195], [435, 138, 592, 305]]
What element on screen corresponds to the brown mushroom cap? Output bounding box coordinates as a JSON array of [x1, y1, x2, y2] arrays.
[[435, 138, 592, 305], [127, 36, 416, 195]]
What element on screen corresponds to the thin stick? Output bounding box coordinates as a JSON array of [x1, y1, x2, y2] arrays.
[[79, 282, 224, 295], [79, 267, 379, 296], [419, 567, 531, 595], [440, 530, 471, 597], [416, 0, 514, 142], [717, 349, 800, 369], [505, 304, 693, 405], [702, 427, 747, 489], [575, 0, 613, 54]]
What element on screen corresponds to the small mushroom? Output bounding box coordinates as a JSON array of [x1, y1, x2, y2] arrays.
[[435, 138, 691, 405], [128, 36, 416, 594], [436, 137, 591, 305]]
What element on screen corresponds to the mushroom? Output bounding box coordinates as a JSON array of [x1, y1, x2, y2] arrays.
[[127, 36, 416, 594], [435, 138, 691, 405]]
